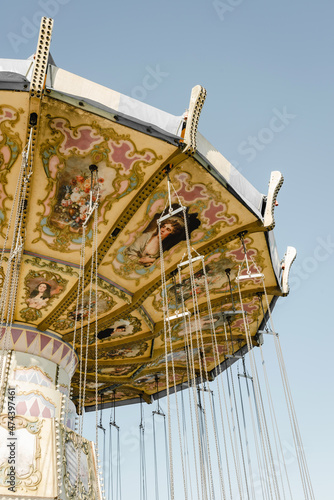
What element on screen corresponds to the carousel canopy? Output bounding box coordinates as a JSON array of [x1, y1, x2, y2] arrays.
[[0, 18, 294, 410]]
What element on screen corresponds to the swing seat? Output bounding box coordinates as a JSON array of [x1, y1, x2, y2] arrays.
[[236, 272, 264, 282], [178, 255, 203, 268], [222, 310, 243, 317], [166, 310, 191, 321], [257, 329, 278, 336]]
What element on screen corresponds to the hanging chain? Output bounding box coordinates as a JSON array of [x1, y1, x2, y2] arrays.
[[236, 254, 281, 499], [159, 173, 231, 500], [70, 165, 101, 498], [0, 128, 33, 411], [261, 280, 314, 499]]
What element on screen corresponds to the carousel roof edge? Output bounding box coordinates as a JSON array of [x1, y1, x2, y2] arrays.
[[44, 87, 183, 147], [45, 64, 184, 137], [0, 58, 184, 135], [0, 57, 34, 89]]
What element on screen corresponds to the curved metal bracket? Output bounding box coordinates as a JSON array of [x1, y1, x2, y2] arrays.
[[183, 85, 207, 155], [263, 171, 284, 230], [281, 246, 297, 296]]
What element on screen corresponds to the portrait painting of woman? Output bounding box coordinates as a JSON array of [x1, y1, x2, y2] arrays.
[[125, 205, 200, 267], [26, 282, 52, 310], [20, 271, 68, 322]]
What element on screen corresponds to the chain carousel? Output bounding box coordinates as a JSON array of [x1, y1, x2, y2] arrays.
[[0, 17, 314, 500]]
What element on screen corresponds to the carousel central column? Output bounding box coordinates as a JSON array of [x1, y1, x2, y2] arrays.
[[0, 324, 102, 499]]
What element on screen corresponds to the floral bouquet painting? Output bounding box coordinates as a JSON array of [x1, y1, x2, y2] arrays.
[[50, 170, 104, 233]]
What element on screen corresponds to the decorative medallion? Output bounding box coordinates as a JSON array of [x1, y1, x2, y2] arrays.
[[52, 288, 116, 331], [96, 315, 142, 342], [20, 269, 68, 322], [99, 341, 148, 360]]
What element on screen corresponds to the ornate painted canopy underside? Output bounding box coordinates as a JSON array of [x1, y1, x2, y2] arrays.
[[0, 49, 293, 409]]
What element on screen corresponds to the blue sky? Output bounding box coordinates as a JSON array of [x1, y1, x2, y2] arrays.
[[1, 0, 333, 497]]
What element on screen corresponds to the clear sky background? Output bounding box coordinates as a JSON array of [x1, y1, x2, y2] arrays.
[[1, 0, 333, 498]]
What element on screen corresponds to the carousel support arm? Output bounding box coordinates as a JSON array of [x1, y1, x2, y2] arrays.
[[183, 85, 207, 155], [281, 246, 297, 296], [263, 171, 284, 230]]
